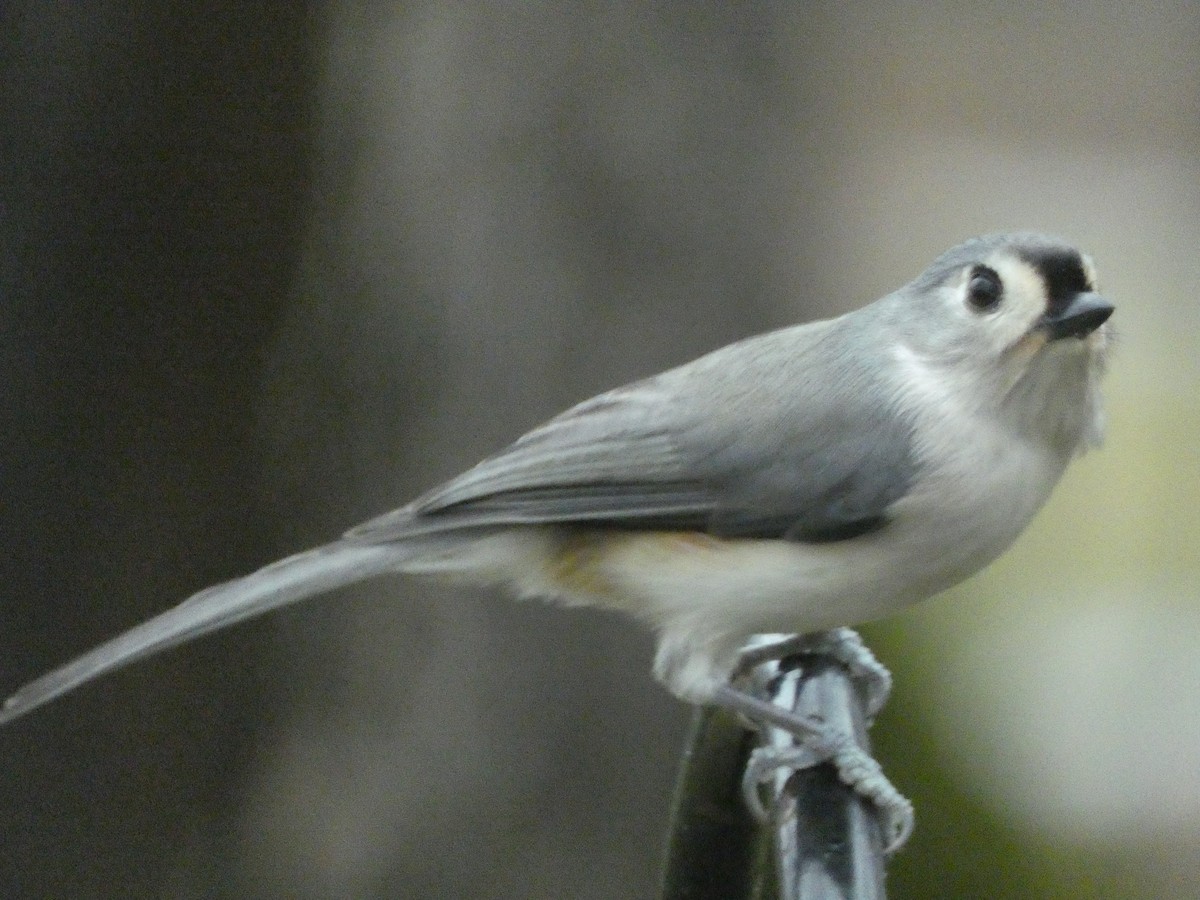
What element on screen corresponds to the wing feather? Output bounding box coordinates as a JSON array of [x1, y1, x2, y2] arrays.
[[348, 316, 919, 545], [346, 380, 716, 540]]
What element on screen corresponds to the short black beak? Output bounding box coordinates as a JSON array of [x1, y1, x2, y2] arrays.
[[1039, 292, 1114, 341]]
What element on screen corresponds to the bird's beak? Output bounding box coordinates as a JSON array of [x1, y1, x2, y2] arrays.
[[1038, 292, 1114, 341]]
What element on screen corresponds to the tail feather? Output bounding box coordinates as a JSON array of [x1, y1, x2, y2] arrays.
[[0, 541, 409, 725]]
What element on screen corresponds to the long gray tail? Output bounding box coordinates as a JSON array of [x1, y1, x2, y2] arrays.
[[0, 540, 417, 725]]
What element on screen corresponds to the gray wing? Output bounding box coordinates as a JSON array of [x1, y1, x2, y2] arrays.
[[347, 378, 718, 539], [348, 315, 919, 544]]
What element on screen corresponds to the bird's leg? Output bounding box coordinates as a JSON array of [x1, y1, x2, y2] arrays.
[[742, 724, 914, 853], [712, 681, 827, 742], [715, 630, 913, 853], [732, 628, 892, 718]]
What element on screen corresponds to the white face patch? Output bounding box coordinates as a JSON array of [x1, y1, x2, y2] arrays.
[[1080, 252, 1100, 293], [904, 240, 1107, 450], [910, 244, 1104, 410], [970, 252, 1051, 355]]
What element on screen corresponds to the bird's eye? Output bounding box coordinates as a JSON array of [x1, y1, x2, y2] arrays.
[[966, 267, 1003, 311]]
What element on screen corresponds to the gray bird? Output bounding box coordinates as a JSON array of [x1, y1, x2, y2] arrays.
[[0, 233, 1113, 756]]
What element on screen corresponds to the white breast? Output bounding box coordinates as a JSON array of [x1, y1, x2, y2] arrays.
[[427, 340, 1099, 705], [578, 344, 1084, 702]]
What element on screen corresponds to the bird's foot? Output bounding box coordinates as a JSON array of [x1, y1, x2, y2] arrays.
[[717, 629, 911, 854], [733, 628, 891, 718], [742, 737, 914, 853]]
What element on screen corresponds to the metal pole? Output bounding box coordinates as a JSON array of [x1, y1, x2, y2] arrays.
[[764, 655, 888, 899]]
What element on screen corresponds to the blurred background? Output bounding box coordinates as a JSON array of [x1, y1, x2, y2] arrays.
[[2, 2, 1197, 897]]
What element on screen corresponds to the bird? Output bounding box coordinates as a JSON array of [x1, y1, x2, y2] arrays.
[[0, 232, 1112, 745]]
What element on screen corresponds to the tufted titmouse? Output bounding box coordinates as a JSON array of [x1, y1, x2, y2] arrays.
[[0, 233, 1112, 741]]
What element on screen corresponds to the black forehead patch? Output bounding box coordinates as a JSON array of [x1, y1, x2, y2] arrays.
[[1018, 246, 1091, 318]]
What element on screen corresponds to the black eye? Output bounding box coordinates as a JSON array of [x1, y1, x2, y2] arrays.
[[966, 267, 1003, 311]]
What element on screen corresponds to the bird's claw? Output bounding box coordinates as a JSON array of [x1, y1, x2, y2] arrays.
[[730, 629, 912, 854], [734, 629, 892, 718], [742, 738, 914, 854]]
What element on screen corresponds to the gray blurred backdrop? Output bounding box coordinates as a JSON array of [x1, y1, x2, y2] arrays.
[[2, 3, 1198, 898]]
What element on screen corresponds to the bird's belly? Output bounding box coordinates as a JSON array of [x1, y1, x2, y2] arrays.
[[580, 529, 954, 636], [560, 438, 1066, 637]]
